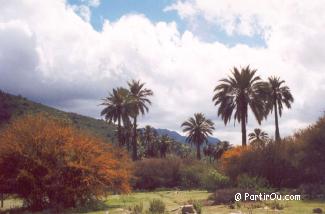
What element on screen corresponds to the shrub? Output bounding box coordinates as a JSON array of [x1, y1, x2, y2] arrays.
[[187, 200, 202, 214], [204, 170, 230, 191], [133, 157, 182, 190], [180, 161, 207, 189], [237, 174, 268, 189], [264, 200, 286, 210], [299, 183, 325, 199], [213, 188, 257, 204], [134, 157, 219, 190], [130, 202, 143, 214], [219, 143, 301, 188], [0, 114, 132, 211], [148, 199, 165, 214]]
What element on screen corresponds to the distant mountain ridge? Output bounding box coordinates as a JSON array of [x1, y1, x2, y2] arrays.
[[155, 128, 220, 144]]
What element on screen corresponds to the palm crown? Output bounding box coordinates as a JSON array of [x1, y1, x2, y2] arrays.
[[212, 66, 267, 146], [100, 87, 131, 146], [266, 76, 294, 141], [181, 113, 215, 160], [128, 80, 153, 160]]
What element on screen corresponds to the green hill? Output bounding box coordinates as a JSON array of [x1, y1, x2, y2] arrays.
[[0, 91, 116, 143]]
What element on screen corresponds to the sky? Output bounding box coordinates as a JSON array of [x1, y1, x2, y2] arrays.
[[1, 0, 325, 144]]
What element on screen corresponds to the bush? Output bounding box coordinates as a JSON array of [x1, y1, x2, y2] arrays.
[[213, 188, 257, 204], [264, 200, 286, 210], [134, 157, 223, 191], [237, 174, 268, 189], [187, 200, 202, 214], [130, 202, 143, 214], [133, 157, 182, 190], [148, 199, 165, 214], [299, 183, 325, 199], [204, 170, 230, 191], [0, 114, 132, 211], [220, 143, 301, 188], [180, 161, 208, 189]]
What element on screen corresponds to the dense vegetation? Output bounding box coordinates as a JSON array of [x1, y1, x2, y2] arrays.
[[1, 66, 324, 213], [0, 114, 131, 211]]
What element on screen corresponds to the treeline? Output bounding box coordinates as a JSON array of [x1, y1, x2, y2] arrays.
[[220, 114, 325, 189]]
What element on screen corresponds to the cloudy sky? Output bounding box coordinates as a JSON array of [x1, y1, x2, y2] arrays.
[[1, 0, 325, 144]]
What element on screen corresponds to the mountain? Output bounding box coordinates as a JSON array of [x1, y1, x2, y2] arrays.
[[155, 128, 220, 144], [0, 91, 116, 142], [0, 91, 220, 145]]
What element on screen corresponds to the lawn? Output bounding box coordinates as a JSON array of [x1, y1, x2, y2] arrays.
[[1, 191, 325, 213]]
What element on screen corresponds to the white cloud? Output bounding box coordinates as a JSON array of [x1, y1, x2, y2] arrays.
[[71, 4, 91, 22], [0, 0, 325, 144]]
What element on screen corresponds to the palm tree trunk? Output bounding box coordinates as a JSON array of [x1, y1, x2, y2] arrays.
[[241, 114, 247, 146], [132, 116, 138, 161], [117, 117, 121, 147], [196, 144, 201, 160], [274, 102, 281, 142]]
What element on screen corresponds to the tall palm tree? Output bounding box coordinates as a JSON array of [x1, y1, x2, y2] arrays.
[[266, 76, 294, 141], [128, 80, 153, 160], [101, 87, 131, 146], [181, 113, 215, 160], [248, 128, 269, 148], [212, 66, 267, 146]]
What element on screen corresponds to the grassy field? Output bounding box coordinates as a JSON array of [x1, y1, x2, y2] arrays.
[[1, 190, 325, 213], [86, 190, 325, 214]]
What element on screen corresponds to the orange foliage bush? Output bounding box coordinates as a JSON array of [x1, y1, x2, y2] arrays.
[[219, 146, 250, 171], [0, 114, 131, 210]]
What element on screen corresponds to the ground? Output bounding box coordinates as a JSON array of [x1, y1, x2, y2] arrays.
[[1, 191, 325, 213]]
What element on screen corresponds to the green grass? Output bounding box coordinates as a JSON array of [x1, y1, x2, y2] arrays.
[[90, 191, 325, 214], [1, 191, 325, 213]]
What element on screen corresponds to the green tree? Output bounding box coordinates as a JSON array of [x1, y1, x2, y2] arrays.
[[212, 66, 266, 146], [142, 125, 159, 157], [266, 76, 294, 141], [248, 128, 269, 148], [128, 80, 153, 160], [215, 141, 232, 160], [181, 113, 215, 160], [159, 134, 172, 158], [101, 87, 131, 146]]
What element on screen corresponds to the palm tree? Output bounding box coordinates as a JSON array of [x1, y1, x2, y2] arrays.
[[128, 80, 153, 160], [248, 128, 269, 148], [142, 125, 158, 157], [101, 87, 131, 146], [215, 141, 232, 159], [266, 76, 294, 141], [159, 134, 172, 158], [181, 113, 215, 160], [212, 66, 267, 146]]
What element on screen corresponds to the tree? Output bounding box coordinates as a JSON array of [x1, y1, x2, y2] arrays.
[[213, 66, 267, 146], [266, 76, 294, 141], [181, 113, 215, 160], [159, 134, 172, 158], [248, 128, 269, 148], [101, 87, 131, 146], [142, 125, 158, 157], [0, 114, 131, 211], [215, 141, 232, 160], [128, 80, 153, 160]]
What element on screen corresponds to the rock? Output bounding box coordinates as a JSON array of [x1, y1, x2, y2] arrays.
[[182, 205, 197, 214], [313, 208, 323, 213]]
